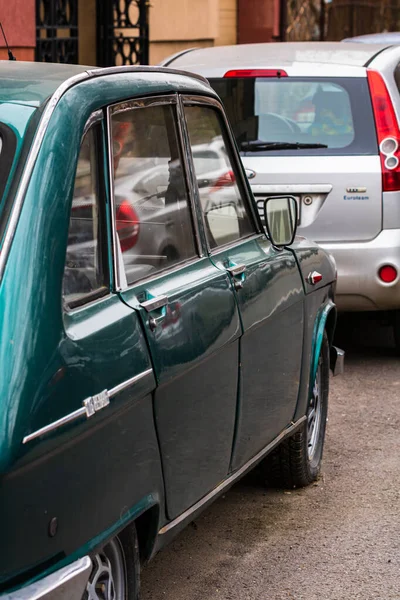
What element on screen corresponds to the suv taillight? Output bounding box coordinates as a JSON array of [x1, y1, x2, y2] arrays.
[[116, 200, 140, 252], [367, 70, 400, 192]]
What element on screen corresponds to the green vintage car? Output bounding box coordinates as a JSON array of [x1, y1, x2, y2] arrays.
[[0, 62, 343, 600]]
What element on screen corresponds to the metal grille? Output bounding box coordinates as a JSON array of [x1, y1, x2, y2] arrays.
[[325, 0, 400, 41], [97, 0, 149, 67], [36, 0, 78, 63], [282, 0, 400, 42], [285, 0, 323, 41]]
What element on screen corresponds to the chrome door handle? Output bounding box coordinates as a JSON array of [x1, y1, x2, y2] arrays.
[[140, 295, 168, 312], [227, 264, 246, 277], [140, 295, 168, 332], [149, 314, 165, 331]]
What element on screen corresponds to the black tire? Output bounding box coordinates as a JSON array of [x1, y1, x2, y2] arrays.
[[84, 523, 140, 600], [260, 331, 330, 489]]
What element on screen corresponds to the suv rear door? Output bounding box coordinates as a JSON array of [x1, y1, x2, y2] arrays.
[[210, 74, 381, 244]]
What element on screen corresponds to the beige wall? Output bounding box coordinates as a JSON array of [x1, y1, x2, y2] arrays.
[[149, 0, 237, 65], [79, 0, 96, 66], [77, 0, 238, 66]]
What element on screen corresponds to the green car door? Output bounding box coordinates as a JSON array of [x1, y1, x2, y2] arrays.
[[3, 108, 163, 577], [183, 98, 305, 470], [106, 96, 242, 520]]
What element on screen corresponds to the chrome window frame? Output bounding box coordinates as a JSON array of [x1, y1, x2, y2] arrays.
[[105, 94, 204, 292], [180, 94, 261, 255]]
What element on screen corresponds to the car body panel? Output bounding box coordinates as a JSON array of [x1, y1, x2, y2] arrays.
[[0, 63, 339, 596], [209, 235, 305, 467], [120, 258, 241, 520]]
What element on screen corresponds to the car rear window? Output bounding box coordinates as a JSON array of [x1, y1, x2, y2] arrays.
[[209, 77, 378, 157]]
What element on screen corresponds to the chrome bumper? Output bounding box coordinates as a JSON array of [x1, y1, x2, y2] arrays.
[[330, 346, 345, 376], [1, 556, 91, 600]]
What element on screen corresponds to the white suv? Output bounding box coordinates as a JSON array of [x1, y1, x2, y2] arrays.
[[163, 42, 400, 348]]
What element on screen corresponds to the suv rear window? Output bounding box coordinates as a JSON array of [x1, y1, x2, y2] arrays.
[[210, 77, 378, 157]]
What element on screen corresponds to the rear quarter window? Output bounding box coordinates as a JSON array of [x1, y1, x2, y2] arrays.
[[210, 77, 378, 157]]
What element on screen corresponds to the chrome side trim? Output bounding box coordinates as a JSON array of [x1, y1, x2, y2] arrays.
[[0, 72, 90, 284], [22, 407, 87, 445], [108, 368, 153, 397], [140, 296, 168, 312], [176, 95, 204, 257], [22, 369, 153, 444], [105, 104, 122, 291], [158, 416, 307, 536], [158, 47, 198, 67], [251, 184, 333, 195], [109, 93, 177, 116], [1, 556, 92, 600], [85, 65, 210, 86]]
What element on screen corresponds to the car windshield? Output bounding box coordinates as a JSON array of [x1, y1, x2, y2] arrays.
[[210, 77, 377, 156]]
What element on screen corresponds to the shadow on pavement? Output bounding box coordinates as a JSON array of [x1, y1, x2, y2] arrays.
[[333, 312, 397, 360]]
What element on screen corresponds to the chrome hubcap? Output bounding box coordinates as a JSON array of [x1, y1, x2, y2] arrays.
[[85, 538, 125, 600], [307, 360, 322, 461]]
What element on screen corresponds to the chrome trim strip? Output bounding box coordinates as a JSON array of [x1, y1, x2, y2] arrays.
[[22, 369, 153, 444], [105, 105, 122, 291], [0, 72, 90, 284], [22, 407, 87, 444], [158, 416, 306, 536], [109, 94, 177, 116], [140, 296, 168, 312], [2, 556, 92, 600], [158, 47, 198, 67], [108, 368, 153, 398], [252, 184, 333, 195], [85, 65, 210, 86], [176, 95, 203, 257], [82, 109, 103, 139]]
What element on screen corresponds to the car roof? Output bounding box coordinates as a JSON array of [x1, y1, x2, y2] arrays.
[[0, 61, 90, 107], [165, 41, 391, 75], [342, 32, 400, 44], [0, 61, 210, 108]]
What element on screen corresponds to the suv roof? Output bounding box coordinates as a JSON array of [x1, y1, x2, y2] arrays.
[[164, 41, 391, 71]]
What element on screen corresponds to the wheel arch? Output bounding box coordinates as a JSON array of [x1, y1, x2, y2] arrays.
[[311, 300, 337, 387]]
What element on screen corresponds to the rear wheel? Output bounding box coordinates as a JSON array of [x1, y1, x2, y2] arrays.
[[260, 331, 329, 488], [84, 524, 140, 600]]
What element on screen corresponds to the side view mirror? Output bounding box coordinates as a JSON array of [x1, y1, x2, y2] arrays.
[[263, 195, 298, 247]]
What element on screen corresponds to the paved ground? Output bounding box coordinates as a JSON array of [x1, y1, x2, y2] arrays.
[[141, 314, 400, 600]]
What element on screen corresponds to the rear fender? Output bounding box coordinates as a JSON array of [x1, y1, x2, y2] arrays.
[[311, 300, 337, 387]]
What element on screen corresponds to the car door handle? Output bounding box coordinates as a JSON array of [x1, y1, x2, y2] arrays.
[[140, 295, 168, 331], [227, 263, 246, 290], [140, 295, 168, 312], [227, 264, 246, 277]]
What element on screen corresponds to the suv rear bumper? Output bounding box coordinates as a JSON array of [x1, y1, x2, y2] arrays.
[[1, 556, 91, 600], [322, 229, 400, 312]]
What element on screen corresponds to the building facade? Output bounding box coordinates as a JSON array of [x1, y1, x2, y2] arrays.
[[1, 0, 400, 66]]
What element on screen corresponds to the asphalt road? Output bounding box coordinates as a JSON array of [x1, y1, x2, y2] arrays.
[[141, 314, 400, 600]]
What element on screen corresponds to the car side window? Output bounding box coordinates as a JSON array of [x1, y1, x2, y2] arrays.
[[110, 102, 197, 286], [62, 125, 108, 309], [184, 104, 255, 249]]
